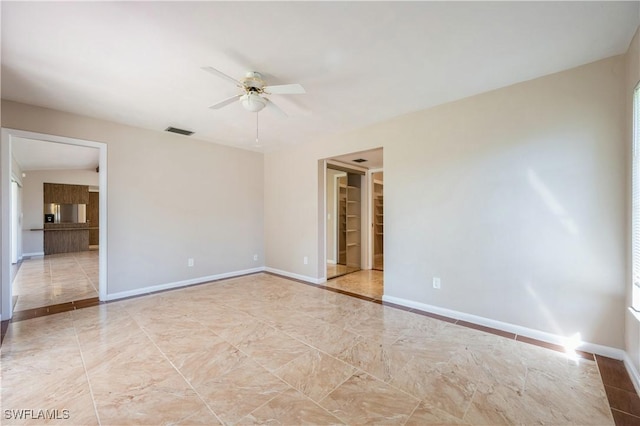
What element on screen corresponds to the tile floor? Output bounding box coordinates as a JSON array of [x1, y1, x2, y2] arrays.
[[597, 355, 640, 424], [325, 269, 384, 300], [0, 272, 622, 425], [326, 263, 360, 279], [12, 251, 99, 312]]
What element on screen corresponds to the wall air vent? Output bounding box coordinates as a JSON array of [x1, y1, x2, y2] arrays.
[[352, 158, 368, 163], [165, 127, 194, 136]]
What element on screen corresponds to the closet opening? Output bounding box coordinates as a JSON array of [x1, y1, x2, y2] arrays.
[[326, 166, 363, 279], [322, 148, 383, 299]]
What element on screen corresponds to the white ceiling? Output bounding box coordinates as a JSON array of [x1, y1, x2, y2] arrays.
[[2, 2, 638, 152], [12, 137, 99, 171]]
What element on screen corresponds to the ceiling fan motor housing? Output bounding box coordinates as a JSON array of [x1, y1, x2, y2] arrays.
[[243, 72, 265, 91]]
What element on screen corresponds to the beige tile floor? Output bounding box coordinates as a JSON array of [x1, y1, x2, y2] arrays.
[[326, 263, 360, 279], [325, 269, 384, 299], [1, 273, 614, 425], [12, 251, 98, 312]]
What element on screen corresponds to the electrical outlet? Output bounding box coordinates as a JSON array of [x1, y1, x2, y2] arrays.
[[303, 256, 308, 265], [433, 277, 441, 289], [188, 258, 194, 267], [253, 254, 258, 261]]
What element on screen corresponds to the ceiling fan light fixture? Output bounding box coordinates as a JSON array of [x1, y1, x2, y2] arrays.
[[240, 93, 267, 112]]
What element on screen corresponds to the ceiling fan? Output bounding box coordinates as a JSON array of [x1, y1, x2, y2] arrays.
[[202, 67, 306, 117]]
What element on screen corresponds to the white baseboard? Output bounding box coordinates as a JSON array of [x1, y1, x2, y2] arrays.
[[382, 294, 624, 360], [624, 352, 640, 396], [105, 267, 265, 301], [22, 252, 44, 258], [264, 267, 324, 285], [327, 259, 336, 265]]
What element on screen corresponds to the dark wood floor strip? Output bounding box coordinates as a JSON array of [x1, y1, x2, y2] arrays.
[[573, 350, 596, 361], [326, 271, 354, 280], [409, 309, 458, 324], [596, 355, 640, 425], [516, 335, 565, 351], [380, 301, 413, 312], [514, 335, 595, 360], [73, 298, 102, 309], [606, 385, 640, 418], [457, 320, 517, 339], [611, 408, 640, 426], [597, 355, 638, 393], [11, 297, 102, 323], [0, 320, 9, 345]]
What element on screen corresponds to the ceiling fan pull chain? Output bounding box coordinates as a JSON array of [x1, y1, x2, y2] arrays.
[[256, 111, 259, 143]]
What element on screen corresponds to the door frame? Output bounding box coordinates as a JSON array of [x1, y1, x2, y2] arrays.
[[328, 171, 346, 265], [1, 128, 108, 320], [367, 168, 383, 270], [10, 181, 19, 264], [322, 160, 367, 277]]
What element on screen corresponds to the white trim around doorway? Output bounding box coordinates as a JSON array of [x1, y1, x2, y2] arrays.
[[0, 128, 108, 320], [367, 168, 383, 271]]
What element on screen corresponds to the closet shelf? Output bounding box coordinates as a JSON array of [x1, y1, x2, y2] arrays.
[[336, 174, 362, 270]]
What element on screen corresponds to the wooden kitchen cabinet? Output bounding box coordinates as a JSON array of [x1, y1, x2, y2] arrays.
[[43, 183, 89, 204]]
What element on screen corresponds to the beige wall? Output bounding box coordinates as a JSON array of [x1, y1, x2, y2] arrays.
[[0, 41, 633, 352], [265, 55, 627, 348], [21, 169, 99, 255], [2, 100, 264, 296], [626, 28, 640, 376]]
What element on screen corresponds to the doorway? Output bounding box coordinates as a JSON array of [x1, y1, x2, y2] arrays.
[[322, 148, 384, 299], [327, 169, 362, 279], [1, 129, 107, 320]]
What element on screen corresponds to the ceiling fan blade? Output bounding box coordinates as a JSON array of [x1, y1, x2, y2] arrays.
[[201, 66, 242, 87], [209, 94, 242, 109], [264, 83, 306, 95], [265, 98, 288, 118]]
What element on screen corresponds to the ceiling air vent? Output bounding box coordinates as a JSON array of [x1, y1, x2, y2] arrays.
[[352, 158, 368, 163], [165, 126, 194, 136]]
